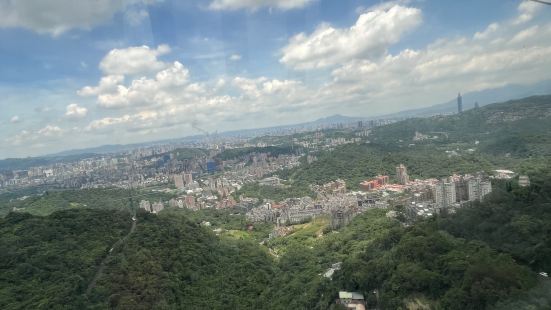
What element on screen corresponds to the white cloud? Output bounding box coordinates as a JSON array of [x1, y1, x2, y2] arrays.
[[37, 125, 63, 137], [326, 18, 551, 112], [229, 54, 242, 61], [86, 115, 132, 131], [65, 103, 88, 119], [99, 45, 171, 76], [0, 0, 154, 36], [78, 75, 125, 96], [80, 45, 308, 134], [10, 115, 20, 123], [280, 5, 422, 70], [514, 0, 540, 25], [90, 61, 190, 108], [209, 0, 313, 11], [11, 1, 551, 157], [474, 23, 499, 40], [8, 124, 63, 146]]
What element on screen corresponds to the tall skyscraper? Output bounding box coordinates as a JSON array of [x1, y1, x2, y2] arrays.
[[396, 164, 409, 185], [457, 93, 463, 113], [474, 101, 480, 109]]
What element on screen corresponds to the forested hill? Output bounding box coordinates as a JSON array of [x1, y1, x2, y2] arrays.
[[0, 209, 275, 309], [371, 95, 551, 156]]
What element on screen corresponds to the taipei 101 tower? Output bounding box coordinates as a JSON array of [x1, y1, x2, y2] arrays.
[[457, 93, 463, 113]]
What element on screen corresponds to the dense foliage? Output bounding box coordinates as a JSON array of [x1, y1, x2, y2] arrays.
[[280, 143, 506, 190], [0, 209, 131, 309], [0, 187, 174, 217], [215, 145, 299, 161], [171, 148, 208, 160], [88, 211, 275, 309], [236, 182, 313, 201]]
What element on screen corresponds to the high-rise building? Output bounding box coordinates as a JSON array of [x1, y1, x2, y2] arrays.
[[434, 178, 456, 208], [396, 164, 409, 185], [457, 93, 463, 113], [468, 178, 492, 201], [474, 101, 480, 109]]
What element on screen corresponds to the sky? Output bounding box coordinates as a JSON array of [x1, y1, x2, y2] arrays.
[[0, 0, 551, 158]]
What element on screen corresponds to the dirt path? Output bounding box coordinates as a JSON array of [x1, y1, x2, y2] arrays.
[[85, 218, 136, 296]]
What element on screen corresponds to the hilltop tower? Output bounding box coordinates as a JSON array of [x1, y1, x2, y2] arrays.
[[457, 93, 463, 113]]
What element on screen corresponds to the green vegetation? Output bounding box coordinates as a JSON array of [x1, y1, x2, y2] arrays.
[[162, 207, 273, 241], [276, 95, 551, 190], [172, 148, 208, 160], [0, 187, 175, 217], [236, 182, 313, 201], [89, 211, 275, 309], [267, 216, 329, 255], [0, 209, 131, 308], [215, 145, 299, 161], [371, 95, 551, 157], [279, 143, 504, 190]]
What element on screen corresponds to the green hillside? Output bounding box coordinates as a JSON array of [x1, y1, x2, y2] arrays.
[[371, 95, 551, 157], [274, 95, 551, 191]]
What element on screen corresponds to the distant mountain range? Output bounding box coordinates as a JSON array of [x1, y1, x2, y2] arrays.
[[2, 80, 550, 163], [376, 80, 551, 119]]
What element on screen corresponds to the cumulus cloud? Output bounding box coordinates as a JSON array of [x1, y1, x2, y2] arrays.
[[78, 75, 125, 96], [326, 9, 551, 112], [209, 0, 313, 11], [87, 61, 190, 108], [19, 1, 549, 157], [99, 45, 171, 76], [78, 44, 308, 134], [65, 103, 88, 119], [280, 5, 422, 70], [0, 0, 154, 36]]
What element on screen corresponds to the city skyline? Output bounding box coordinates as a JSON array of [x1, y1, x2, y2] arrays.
[[1, 0, 551, 158]]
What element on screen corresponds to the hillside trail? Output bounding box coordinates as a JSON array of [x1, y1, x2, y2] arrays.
[[85, 217, 137, 296]]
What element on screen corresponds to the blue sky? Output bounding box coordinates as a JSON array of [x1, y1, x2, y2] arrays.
[[1, 0, 550, 158]]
